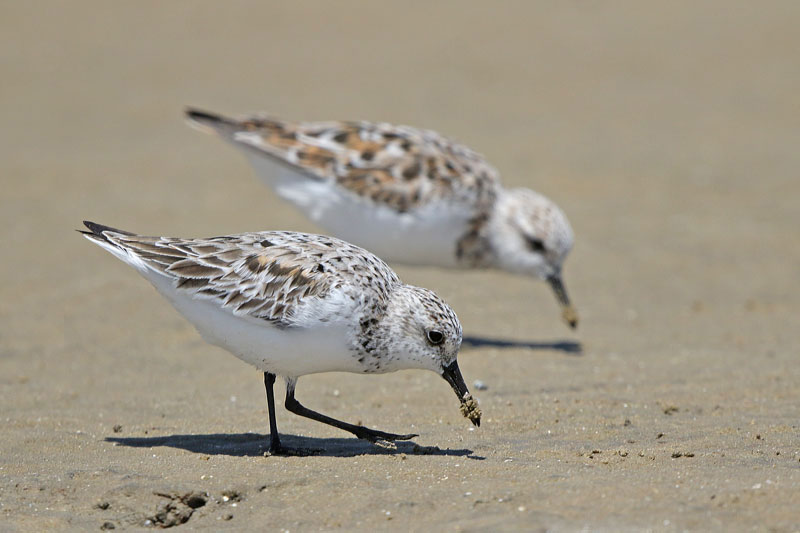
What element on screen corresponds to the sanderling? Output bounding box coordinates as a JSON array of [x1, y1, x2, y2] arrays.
[[81, 221, 480, 454], [186, 108, 578, 328]]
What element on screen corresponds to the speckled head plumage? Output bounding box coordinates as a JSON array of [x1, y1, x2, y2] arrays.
[[358, 285, 462, 374], [486, 188, 578, 327], [488, 188, 574, 278]]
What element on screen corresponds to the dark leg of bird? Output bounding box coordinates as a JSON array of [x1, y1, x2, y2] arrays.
[[283, 381, 418, 444], [263, 372, 284, 454]]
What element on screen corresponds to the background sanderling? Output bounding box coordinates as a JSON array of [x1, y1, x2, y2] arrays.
[[81, 221, 480, 454], [186, 109, 578, 328]]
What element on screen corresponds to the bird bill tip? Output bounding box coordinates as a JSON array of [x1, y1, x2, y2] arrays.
[[562, 305, 579, 329]]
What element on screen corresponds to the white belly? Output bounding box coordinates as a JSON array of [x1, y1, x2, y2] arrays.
[[247, 155, 470, 268], [144, 274, 363, 378]]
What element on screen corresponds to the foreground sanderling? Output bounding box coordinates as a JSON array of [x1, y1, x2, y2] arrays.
[[186, 108, 578, 328], [81, 221, 480, 454]]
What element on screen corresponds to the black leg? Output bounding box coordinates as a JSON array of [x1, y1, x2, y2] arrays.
[[263, 372, 284, 454], [283, 380, 418, 445]]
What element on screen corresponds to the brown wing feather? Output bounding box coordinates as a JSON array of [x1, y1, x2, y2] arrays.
[[189, 109, 500, 213], [103, 232, 335, 326], [90, 227, 401, 327]]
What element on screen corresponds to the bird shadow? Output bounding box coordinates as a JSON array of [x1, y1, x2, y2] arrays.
[[106, 433, 483, 459], [462, 335, 583, 355]]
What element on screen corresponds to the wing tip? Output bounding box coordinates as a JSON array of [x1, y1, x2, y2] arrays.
[[184, 107, 240, 136], [79, 221, 138, 249], [185, 107, 222, 123], [81, 220, 134, 238]]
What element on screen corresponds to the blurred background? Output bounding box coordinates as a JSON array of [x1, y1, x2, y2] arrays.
[[1, 1, 798, 530]]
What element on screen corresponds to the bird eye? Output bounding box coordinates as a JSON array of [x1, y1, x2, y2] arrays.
[[426, 330, 445, 345], [526, 236, 546, 253]]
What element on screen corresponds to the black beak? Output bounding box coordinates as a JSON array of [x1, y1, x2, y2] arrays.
[[442, 361, 481, 426], [547, 273, 578, 329], [442, 360, 469, 399]]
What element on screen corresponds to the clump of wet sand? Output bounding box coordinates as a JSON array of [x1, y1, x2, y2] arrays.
[[460, 394, 482, 424]]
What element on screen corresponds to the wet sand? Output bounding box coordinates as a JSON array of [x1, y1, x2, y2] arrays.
[[1, 2, 799, 530]]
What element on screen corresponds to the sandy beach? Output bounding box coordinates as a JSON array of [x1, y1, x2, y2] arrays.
[[1, 2, 798, 530]]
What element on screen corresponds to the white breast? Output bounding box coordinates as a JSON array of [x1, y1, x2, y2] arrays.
[[247, 155, 471, 268]]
